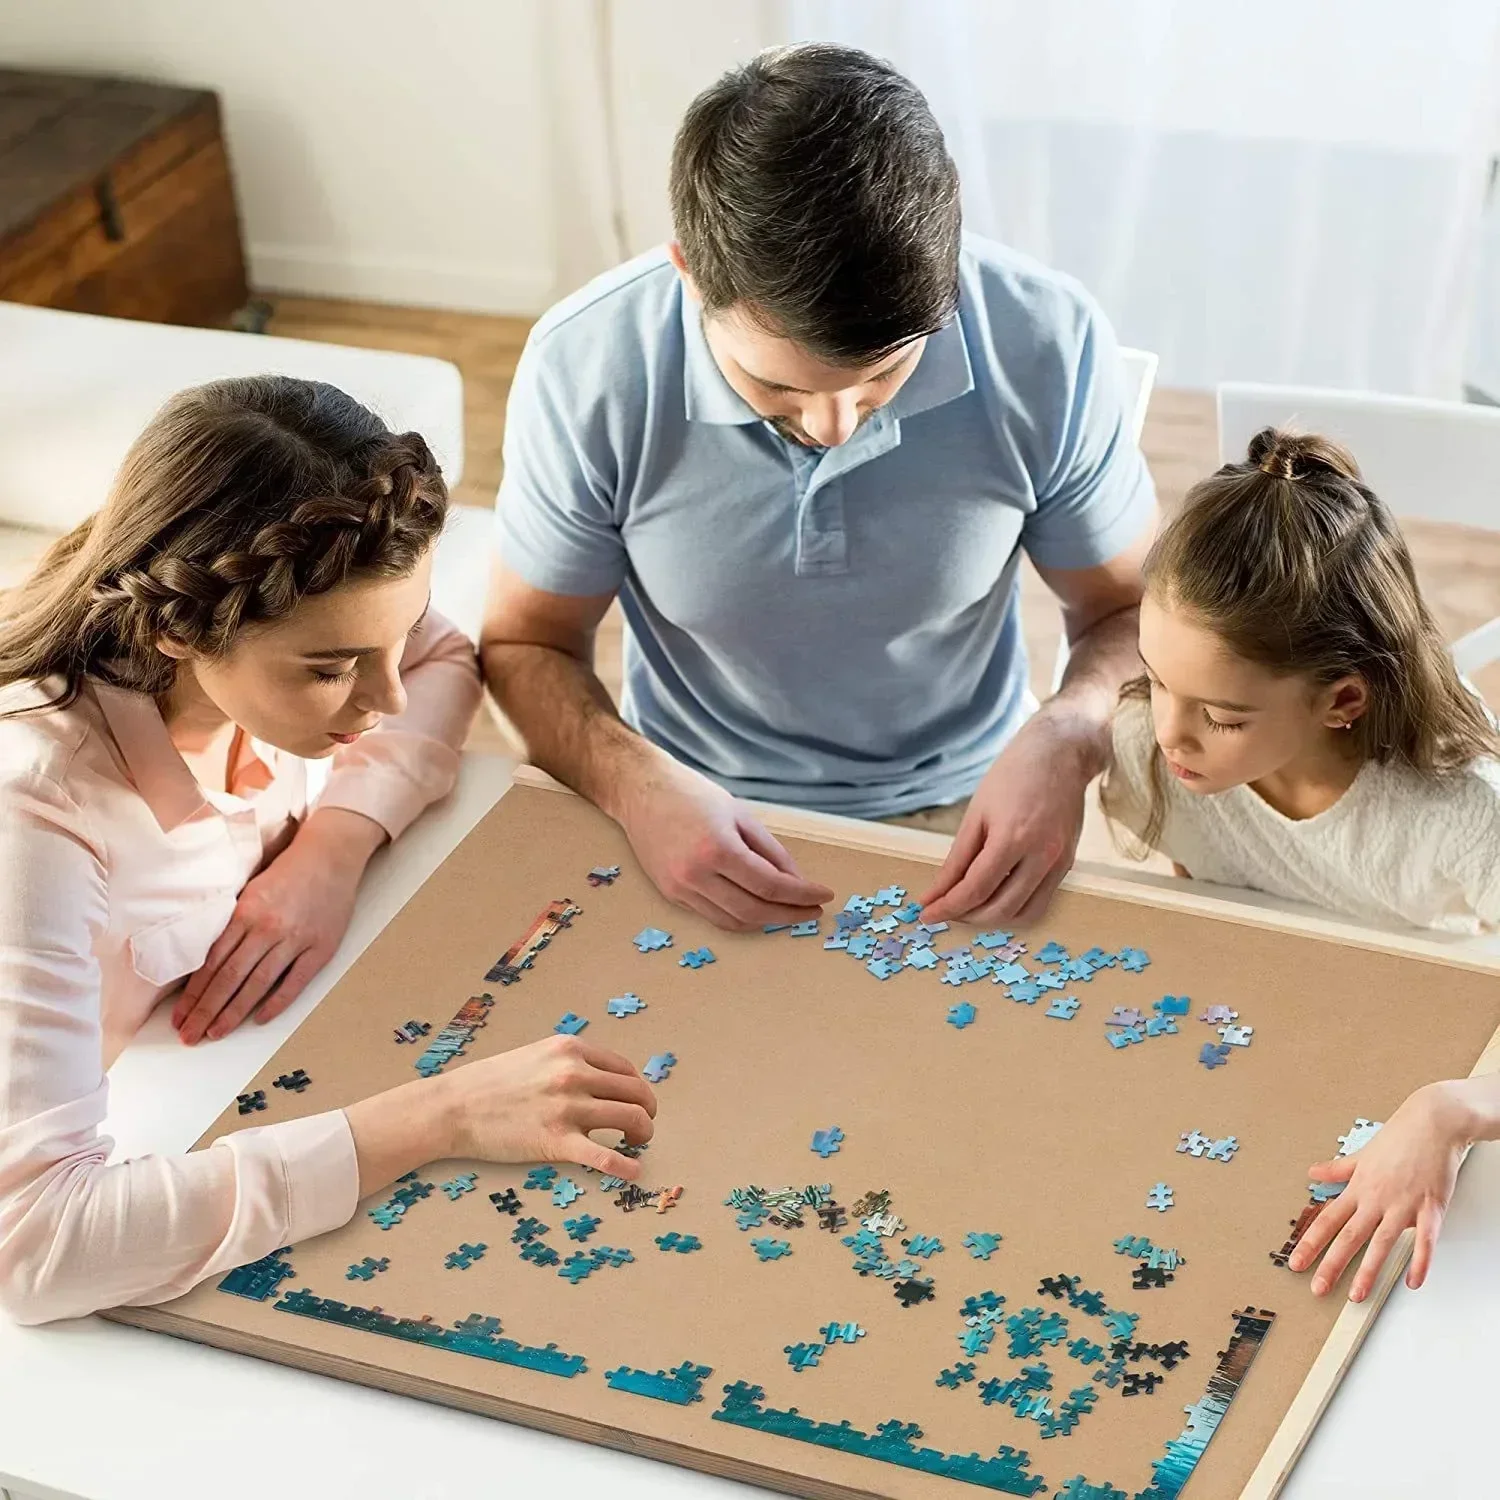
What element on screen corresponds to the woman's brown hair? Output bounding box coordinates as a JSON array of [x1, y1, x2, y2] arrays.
[[0, 375, 447, 712], [1101, 426, 1500, 852]]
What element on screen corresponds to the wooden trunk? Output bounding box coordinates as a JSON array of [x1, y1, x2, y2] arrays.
[[0, 68, 248, 327]]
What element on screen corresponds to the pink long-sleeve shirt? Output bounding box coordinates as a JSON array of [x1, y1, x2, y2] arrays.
[[0, 611, 481, 1324]]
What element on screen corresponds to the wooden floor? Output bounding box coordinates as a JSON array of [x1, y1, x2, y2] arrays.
[[266, 294, 1500, 782]]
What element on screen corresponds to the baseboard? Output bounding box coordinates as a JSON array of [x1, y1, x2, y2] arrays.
[[247, 243, 554, 317]]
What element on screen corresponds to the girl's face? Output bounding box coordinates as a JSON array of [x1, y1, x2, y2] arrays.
[[161, 553, 434, 759], [1137, 592, 1365, 795]]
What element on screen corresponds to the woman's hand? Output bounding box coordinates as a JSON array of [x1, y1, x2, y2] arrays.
[[438, 1035, 658, 1179], [1289, 1081, 1476, 1301], [348, 1035, 659, 1191], [173, 808, 385, 1044]]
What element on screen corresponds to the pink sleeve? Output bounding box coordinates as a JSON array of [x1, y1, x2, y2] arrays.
[[317, 608, 482, 840], [0, 775, 359, 1325]]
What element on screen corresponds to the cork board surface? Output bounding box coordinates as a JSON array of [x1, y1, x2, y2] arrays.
[[109, 781, 1500, 1500]]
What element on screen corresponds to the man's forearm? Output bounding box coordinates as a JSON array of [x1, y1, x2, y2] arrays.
[[1036, 604, 1141, 776], [483, 642, 654, 820]]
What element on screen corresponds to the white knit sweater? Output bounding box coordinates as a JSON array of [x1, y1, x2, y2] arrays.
[[1106, 696, 1500, 933]]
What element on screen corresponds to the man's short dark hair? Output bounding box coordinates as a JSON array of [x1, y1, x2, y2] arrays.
[[669, 43, 961, 366]]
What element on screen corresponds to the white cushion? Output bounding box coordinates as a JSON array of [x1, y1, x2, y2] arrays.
[[0, 523, 53, 588], [0, 302, 465, 533]]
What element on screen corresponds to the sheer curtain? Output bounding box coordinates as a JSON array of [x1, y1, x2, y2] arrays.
[[540, 0, 1500, 396]]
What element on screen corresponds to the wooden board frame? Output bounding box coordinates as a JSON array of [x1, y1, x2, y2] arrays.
[[107, 765, 1500, 1499]]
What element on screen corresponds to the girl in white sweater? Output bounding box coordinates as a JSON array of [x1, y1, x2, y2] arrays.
[[1102, 426, 1500, 1303]]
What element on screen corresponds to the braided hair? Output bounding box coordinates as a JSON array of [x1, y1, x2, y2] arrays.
[[0, 376, 448, 710]]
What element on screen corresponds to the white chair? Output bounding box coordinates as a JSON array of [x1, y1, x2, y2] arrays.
[[1217, 382, 1500, 675], [1118, 346, 1158, 444], [0, 301, 493, 641]]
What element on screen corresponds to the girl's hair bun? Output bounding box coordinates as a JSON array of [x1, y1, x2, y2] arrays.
[[1245, 426, 1362, 485]]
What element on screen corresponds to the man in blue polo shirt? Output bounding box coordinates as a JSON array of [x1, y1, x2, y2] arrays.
[[483, 44, 1156, 931]]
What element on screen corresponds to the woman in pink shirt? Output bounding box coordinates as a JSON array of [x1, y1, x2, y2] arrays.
[[0, 376, 655, 1324]]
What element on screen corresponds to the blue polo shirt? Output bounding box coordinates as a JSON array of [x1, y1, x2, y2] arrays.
[[495, 236, 1155, 817]]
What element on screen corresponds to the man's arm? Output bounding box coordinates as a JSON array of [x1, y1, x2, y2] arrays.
[[919, 521, 1154, 923], [481, 564, 832, 928]]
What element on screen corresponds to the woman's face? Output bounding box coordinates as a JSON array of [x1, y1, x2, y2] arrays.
[[166, 553, 434, 759]]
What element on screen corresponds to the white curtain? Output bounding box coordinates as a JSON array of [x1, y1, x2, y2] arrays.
[[543, 0, 1500, 396]]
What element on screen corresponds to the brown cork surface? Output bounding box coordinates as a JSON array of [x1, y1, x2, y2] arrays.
[[108, 782, 1500, 1499]]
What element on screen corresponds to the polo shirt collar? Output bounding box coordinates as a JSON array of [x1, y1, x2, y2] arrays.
[[681, 291, 975, 428], [91, 679, 276, 832]]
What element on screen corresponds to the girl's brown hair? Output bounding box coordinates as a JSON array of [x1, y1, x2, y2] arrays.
[[0, 375, 447, 711], [1102, 426, 1500, 851]]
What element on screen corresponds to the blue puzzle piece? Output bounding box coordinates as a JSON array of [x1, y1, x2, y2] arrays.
[[551, 1177, 584, 1207], [1046, 995, 1081, 1020], [563, 1214, 601, 1241], [590, 1245, 635, 1268], [736, 1204, 770, 1230], [867, 957, 903, 980], [519, 1240, 560, 1267], [874, 885, 907, 907], [643, 1052, 677, 1083], [369, 1204, 405, 1229], [992, 961, 1030, 985], [961, 1290, 1005, 1322], [1033, 968, 1067, 992], [963, 1231, 1003, 1260], [512, 1216, 548, 1244], [1067, 1337, 1105, 1365], [959, 1324, 996, 1356], [820, 1321, 866, 1344], [1116, 946, 1150, 972], [441, 1172, 479, 1200], [946, 1001, 977, 1029], [936, 1361, 977, 1389], [843, 895, 876, 915], [823, 931, 851, 951], [1113, 1235, 1153, 1257], [678, 946, 716, 968], [811, 1126, 845, 1158], [554, 1012, 589, 1035], [904, 945, 938, 970], [789, 920, 820, 937], [751, 1237, 793, 1262], [914, 921, 949, 939], [893, 901, 924, 922], [1199, 1041, 1231, 1069], [1080, 946, 1117, 970], [1155, 994, 1191, 1015], [834, 911, 866, 932], [1144, 1014, 1178, 1037], [971, 930, 1014, 950], [785, 1342, 823, 1371], [632, 926, 674, 952], [1009, 980, 1044, 1004], [559, 1252, 596, 1284], [864, 914, 900, 934], [444, 1241, 488, 1270], [1058, 957, 1095, 982], [1145, 1182, 1174, 1212], [847, 933, 877, 959], [1037, 941, 1069, 964], [524, 1165, 558, 1191], [904, 1234, 943, 1258], [1106, 1026, 1145, 1048], [345, 1256, 389, 1281], [1309, 1179, 1346, 1203], [655, 1231, 703, 1253], [607, 992, 646, 1017], [763, 923, 791, 933]]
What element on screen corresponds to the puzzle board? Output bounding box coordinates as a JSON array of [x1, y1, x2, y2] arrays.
[[107, 774, 1500, 1500]]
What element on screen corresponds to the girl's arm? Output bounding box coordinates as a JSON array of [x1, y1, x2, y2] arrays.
[[0, 775, 654, 1325], [171, 611, 483, 1044]]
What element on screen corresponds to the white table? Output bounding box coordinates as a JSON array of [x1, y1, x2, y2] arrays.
[[2, 757, 1497, 1500]]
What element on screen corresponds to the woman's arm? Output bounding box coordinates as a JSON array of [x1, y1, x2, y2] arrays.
[[0, 775, 655, 1325]]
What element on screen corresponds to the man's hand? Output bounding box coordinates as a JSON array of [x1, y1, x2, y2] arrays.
[[918, 709, 1098, 924], [173, 808, 385, 1044], [618, 755, 833, 931], [1289, 1080, 1475, 1301]]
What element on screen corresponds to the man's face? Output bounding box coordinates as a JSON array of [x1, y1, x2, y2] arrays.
[[674, 246, 927, 448]]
